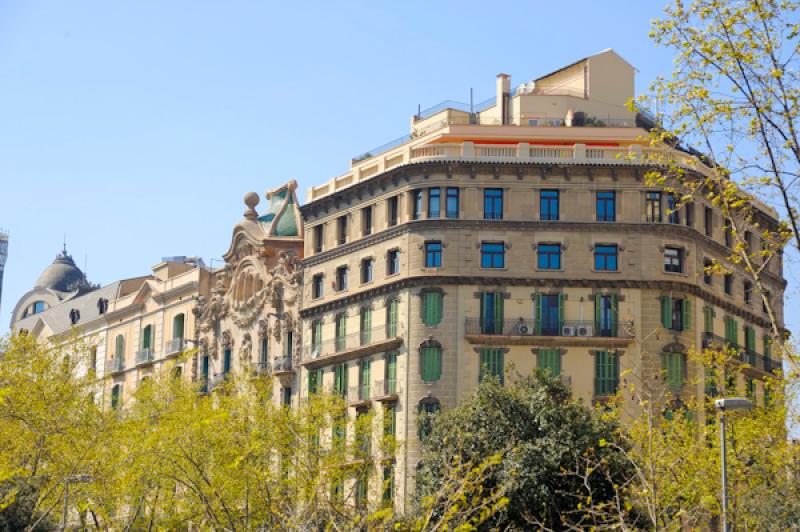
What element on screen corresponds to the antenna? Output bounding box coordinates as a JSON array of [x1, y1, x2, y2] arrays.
[[63, 234, 67, 254]]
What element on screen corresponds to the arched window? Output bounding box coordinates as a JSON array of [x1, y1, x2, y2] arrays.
[[417, 396, 441, 440], [172, 313, 185, 340], [419, 339, 442, 382], [114, 335, 125, 359], [110, 384, 122, 410]]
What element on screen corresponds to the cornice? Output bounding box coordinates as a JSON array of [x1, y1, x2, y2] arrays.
[[299, 274, 783, 332], [300, 219, 786, 289]]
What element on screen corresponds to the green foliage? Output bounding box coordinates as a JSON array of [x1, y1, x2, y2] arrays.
[[416, 371, 633, 529]]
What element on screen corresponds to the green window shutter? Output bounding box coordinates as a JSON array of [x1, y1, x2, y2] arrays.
[[421, 346, 442, 381], [537, 348, 561, 376], [661, 296, 673, 329], [682, 299, 691, 331], [173, 314, 184, 339], [361, 308, 372, 344], [423, 292, 442, 326], [611, 294, 619, 334], [535, 294, 543, 335], [116, 335, 124, 358], [308, 369, 318, 394], [663, 352, 685, 390], [111, 385, 120, 410], [595, 351, 619, 396], [142, 326, 151, 350], [360, 359, 371, 398], [704, 307, 713, 334], [435, 292, 443, 324], [313, 321, 322, 350], [764, 336, 771, 359], [745, 327, 756, 351], [494, 293, 504, 332], [479, 348, 504, 384], [387, 299, 398, 337], [386, 352, 397, 393], [558, 293, 565, 330], [732, 320, 739, 345]]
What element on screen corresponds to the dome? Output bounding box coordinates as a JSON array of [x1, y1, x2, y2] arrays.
[[35, 250, 90, 294]]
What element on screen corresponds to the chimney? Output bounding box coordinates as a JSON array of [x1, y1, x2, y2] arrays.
[[496, 73, 511, 125]]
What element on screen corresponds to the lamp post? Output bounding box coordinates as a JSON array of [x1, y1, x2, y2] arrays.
[[61, 474, 92, 531], [714, 397, 753, 532]]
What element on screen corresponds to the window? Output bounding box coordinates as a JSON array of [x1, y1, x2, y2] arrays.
[[417, 397, 441, 439], [420, 340, 442, 382], [662, 352, 687, 390], [596, 191, 616, 222], [595, 294, 618, 337], [115, 334, 125, 359], [537, 244, 561, 270], [201, 355, 209, 392], [724, 273, 733, 295], [724, 317, 739, 345], [704, 306, 715, 334], [90, 346, 97, 372], [336, 216, 348, 245], [97, 298, 108, 315], [362, 206, 373, 236], [663, 247, 683, 273], [660, 295, 691, 332], [704, 206, 713, 237], [359, 359, 371, 400], [335, 313, 347, 352], [422, 290, 443, 326], [388, 196, 399, 227], [361, 258, 374, 284], [479, 292, 504, 334], [743, 280, 753, 305], [540, 189, 560, 221], [744, 326, 756, 363], [282, 387, 292, 406], [594, 245, 618, 271], [595, 351, 619, 396], [173, 313, 185, 340], [308, 367, 323, 394], [142, 324, 153, 351], [313, 224, 324, 253], [703, 259, 713, 285], [385, 351, 398, 394], [666, 192, 680, 224], [223, 348, 232, 374], [445, 187, 459, 218], [646, 191, 662, 222], [428, 188, 441, 218], [724, 224, 733, 248], [413, 190, 424, 220], [685, 203, 694, 227], [480, 242, 505, 269], [359, 307, 372, 345], [537, 348, 561, 376], [24, 300, 47, 318], [69, 308, 80, 325], [333, 362, 348, 396], [479, 348, 504, 384], [312, 274, 324, 299], [260, 335, 269, 366], [425, 241, 442, 268], [335, 266, 348, 291], [382, 467, 394, 507], [534, 293, 563, 336], [387, 249, 400, 275], [484, 188, 503, 220], [744, 231, 753, 255], [386, 298, 399, 337], [311, 320, 322, 354], [763, 335, 772, 360], [111, 384, 122, 410]]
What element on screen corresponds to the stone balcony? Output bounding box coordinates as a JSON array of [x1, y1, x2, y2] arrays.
[[464, 318, 635, 348], [302, 325, 404, 370]]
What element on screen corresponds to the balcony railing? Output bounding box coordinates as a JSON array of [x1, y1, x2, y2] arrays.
[[135, 348, 155, 365], [375, 378, 398, 397], [165, 338, 186, 355], [304, 325, 403, 361], [348, 384, 371, 404], [273, 356, 294, 374], [108, 356, 125, 374], [251, 361, 270, 375], [702, 333, 779, 374], [464, 318, 634, 338], [346, 379, 400, 405]]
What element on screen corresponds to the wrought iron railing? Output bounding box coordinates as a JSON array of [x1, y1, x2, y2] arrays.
[[272, 356, 294, 374], [135, 348, 154, 365], [304, 325, 403, 360], [165, 338, 186, 355], [108, 356, 125, 374], [702, 333, 779, 374], [375, 378, 397, 397], [464, 318, 634, 338]]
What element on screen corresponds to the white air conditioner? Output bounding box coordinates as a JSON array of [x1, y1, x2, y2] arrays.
[[518, 324, 530, 335], [577, 325, 593, 337], [311, 349, 320, 360], [562, 325, 576, 337]]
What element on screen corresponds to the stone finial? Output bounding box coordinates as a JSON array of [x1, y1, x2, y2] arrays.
[[243, 192, 260, 220]]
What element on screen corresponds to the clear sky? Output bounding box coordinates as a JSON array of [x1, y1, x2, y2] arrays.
[[0, 0, 797, 341]]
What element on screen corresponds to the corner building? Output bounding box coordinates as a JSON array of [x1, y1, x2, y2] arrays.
[[298, 49, 786, 507]]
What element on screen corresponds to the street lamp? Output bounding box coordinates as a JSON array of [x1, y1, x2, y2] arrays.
[[61, 474, 92, 530], [714, 397, 753, 532]]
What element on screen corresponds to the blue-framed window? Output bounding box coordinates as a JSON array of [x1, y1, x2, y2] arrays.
[[540, 190, 560, 221], [445, 187, 459, 218], [484, 188, 503, 220], [425, 241, 442, 268], [480, 242, 505, 269], [594, 245, 618, 271], [537, 244, 561, 270], [428, 188, 441, 218], [596, 191, 616, 222]]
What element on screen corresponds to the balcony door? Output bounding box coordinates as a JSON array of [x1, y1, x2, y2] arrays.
[[535, 294, 563, 336], [479, 292, 504, 334]]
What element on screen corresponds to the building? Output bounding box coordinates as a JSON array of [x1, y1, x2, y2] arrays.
[[9, 49, 787, 510], [0, 229, 7, 315]]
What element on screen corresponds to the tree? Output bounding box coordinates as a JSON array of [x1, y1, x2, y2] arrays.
[[638, 0, 799, 370], [416, 372, 634, 530]]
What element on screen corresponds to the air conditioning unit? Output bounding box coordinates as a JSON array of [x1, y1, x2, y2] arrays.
[[577, 325, 594, 337], [562, 325, 576, 337], [311, 349, 320, 360], [518, 324, 530, 335]]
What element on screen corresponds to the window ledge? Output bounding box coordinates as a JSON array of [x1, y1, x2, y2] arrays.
[[480, 267, 507, 271], [663, 271, 689, 278], [535, 268, 564, 273], [386, 272, 401, 278], [591, 269, 621, 274]]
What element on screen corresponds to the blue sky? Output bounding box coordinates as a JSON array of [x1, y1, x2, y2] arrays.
[[0, 0, 797, 341]]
